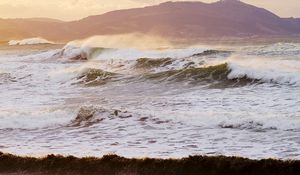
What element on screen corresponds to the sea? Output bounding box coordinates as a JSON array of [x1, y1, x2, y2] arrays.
[[0, 38, 299, 159]]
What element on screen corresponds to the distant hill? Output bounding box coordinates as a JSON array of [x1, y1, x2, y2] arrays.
[[20, 18, 64, 23], [0, 0, 300, 41]]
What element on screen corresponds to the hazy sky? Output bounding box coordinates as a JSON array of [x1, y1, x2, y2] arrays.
[[0, 0, 299, 21]]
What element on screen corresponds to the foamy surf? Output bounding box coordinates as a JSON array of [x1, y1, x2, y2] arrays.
[[0, 41, 300, 160], [227, 56, 300, 86], [8, 37, 54, 46]]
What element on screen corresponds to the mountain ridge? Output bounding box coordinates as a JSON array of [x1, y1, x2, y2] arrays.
[[0, 1, 300, 41]]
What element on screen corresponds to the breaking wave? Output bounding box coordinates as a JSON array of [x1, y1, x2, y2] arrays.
[[47, 41, 300, 87], [70, 62, 299, 88], [76, 68, 118, 86], [227, 56, 300, 86], [140, 63, 256, 87], [8, 37, 54, 46]]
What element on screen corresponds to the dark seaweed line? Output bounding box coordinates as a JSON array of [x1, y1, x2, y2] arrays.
[[0, 152, 299, 175]]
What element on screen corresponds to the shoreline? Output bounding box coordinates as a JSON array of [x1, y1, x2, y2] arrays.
[[1, 152, 299, 175]]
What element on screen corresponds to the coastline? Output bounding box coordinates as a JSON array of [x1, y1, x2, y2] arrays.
[[0, 152, 299, 175]]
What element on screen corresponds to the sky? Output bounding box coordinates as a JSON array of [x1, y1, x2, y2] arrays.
[[0, 0, 299, 21]]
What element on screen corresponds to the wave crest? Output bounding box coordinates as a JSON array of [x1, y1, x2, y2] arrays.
[[141, 63, 257, 87], [135, 57, 173, 69], [8, 37, 54, 46], [77, 68, 117, 86]]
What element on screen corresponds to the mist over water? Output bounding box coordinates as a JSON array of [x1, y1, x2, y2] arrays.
[[0, 37, 300, 159]]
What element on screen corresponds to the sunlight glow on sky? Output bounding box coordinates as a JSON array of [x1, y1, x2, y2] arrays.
[[0, 0, 299, 21]]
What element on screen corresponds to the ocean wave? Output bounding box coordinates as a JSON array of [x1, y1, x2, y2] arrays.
[[1, 104, 299, 132], [76, 68, 118, 86], [0, 72, 17, 84], [137, 56, 300, 87], [8, 37, 54, 46], [65, 61, 300, 88], [219, 120, 277, 132], [66, 63, 254, 88], [55, 43, 300, 87], [245, 42, 300, 57], [54, 45, 106, 61], [57, 43, 210, 61], [216, 113, 300, 132], [132, 50, 230, 70], [16, 42, 298, 88], [227, 56, 300, 86], [0, 108, 74, 130], [68, 105, 172, 129], [69, 106, 135, 127], [140, 63, 257, 87], [190, 50, 232, 57], [135, 57, 173, 69]]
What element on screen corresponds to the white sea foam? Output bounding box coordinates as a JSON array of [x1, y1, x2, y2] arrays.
[[8, 37, 54, 46], [227, 55, 300, 86], [0, 108, 74, 129]]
